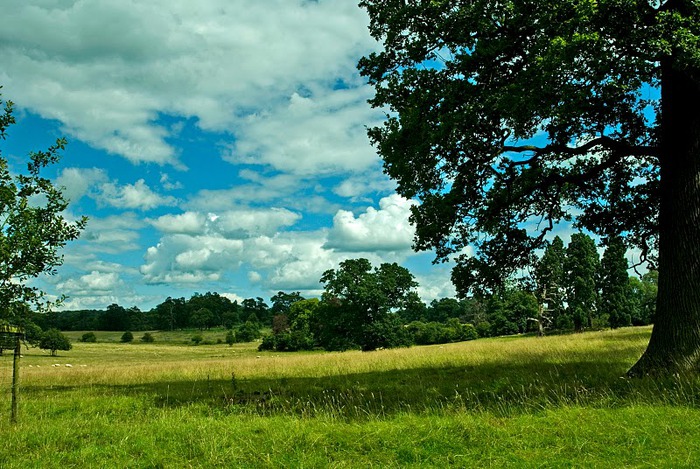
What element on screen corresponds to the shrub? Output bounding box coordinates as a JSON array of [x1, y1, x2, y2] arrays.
[[120, 331, 134, 343], [225, 330, 235, 346], [476, 321, 492, 338], [235, 321, 261, 343], [191, 334, 203, 345], [140, 332, 155, 343], [258, 330, 315, 352], [79, 332, 97, 343]]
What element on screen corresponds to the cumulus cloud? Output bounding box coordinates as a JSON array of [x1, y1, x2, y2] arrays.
[[149, 207, 301, 238], [55, 167, 108, 203], [224, 86, 383, 175], [80, 213, 144, 253], [140, 196, 422, 293], [57, 271, 124, 296], [149, 212, 207, 235], [140, 234, 245, 284], [1, 0, 378, 171], [325, 194, 417, 253], [97, 179, 178, 211]]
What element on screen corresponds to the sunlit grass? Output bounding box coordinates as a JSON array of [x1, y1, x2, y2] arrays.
[[2, 326, 700, 467]]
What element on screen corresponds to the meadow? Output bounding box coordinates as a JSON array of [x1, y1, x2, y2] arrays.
[[1, 326, 699, 467]]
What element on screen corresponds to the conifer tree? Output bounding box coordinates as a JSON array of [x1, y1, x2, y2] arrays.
[[564, 233, 600, 331], [600, 236, 633, 328]]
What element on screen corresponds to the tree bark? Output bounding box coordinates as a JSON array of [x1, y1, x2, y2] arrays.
[[628, 55, 700, 376]]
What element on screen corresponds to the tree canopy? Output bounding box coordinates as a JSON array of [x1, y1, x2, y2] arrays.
[[0, 92, 87, 329], [359, 0, 700, 375]]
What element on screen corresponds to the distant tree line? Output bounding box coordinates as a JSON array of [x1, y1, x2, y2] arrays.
[[261, 234, 657, 352], [30, 233, 656, 352], [30, 292, 274, 333]]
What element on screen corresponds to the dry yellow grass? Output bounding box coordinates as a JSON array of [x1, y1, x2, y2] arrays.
[[2, 326, 650, 390]]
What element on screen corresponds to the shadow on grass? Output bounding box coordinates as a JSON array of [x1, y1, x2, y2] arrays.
[[23, 335, 698, 419]]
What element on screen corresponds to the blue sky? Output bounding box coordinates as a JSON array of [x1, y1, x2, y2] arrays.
[[0, 0, 458, 310]]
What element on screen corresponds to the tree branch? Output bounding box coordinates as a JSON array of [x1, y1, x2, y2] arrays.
[[503, 136, 659, 161]]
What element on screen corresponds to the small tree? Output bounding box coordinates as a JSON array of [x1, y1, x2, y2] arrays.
[[140, 332, 155, 343], [120, 331, 134, 343], [225, 330, 235, 346], [0, 92, 87, 329], [235, 321, 261, 343], [191, 334, 203, 345], [39, 329, 72, 356], [79, 332, 97, 343]]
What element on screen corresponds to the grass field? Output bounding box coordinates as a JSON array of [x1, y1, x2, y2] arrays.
[[1, 326, 699, 467]]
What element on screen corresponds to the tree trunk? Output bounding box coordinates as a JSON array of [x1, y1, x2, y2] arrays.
[[628, 55, 700, 376]]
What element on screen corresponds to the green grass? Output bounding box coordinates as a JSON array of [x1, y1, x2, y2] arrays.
[[1, 326, 700, 467]]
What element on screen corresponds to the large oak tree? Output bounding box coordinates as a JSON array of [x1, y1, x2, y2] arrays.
[[358, 0, 700, 375]]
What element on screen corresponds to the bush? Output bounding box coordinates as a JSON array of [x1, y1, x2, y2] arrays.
[[476, 321, 492, 338], [235, 321, 261, 343], [258, 330, 315, 352], [140, 332, 155, 343], [79, 332, 97, 343], [191, 334, 203, 345], [225, 330, 235, 346], [462, 323, 479, 341], [39, 329, 72, 356], [120, 331, 134, 343]]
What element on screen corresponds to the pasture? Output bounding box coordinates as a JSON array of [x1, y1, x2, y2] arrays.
[[1, 327, 699, 467]]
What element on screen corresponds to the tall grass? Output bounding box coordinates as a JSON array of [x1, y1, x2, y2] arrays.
[[2, 326, 700, 467]]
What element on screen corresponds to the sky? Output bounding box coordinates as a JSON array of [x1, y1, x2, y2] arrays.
[[0, 0, 459, 311]]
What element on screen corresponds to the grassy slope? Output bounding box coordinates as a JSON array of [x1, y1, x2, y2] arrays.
[[1, 327, 699, 467]]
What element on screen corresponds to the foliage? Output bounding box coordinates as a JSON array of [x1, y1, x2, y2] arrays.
[[565, 233, 600, 331], [318, 258, 419, 351], [0, 92, 86, 329], [191, 334, 203, 345], [79, 332, 97, 343], [191, 307, 214, 330], [39, 328, 72, 356], [120, 331, 134, 343], [270, 291, 305, 316], [140, 332, 155, 343], [234, 321, 261, 343], [406, 319, 478, 345], [358, 0, 700, 375], [600, 236, 633, 328], [533, 236, 566, 332], [358, 0, 665, 294], [225, 330, 235, 346], [628, 271, 658, 326]]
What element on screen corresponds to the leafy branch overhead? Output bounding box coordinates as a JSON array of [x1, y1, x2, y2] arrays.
[[359, 0, 700, 376], [0, 92, 87, 322], [357, 0, 692, 292]]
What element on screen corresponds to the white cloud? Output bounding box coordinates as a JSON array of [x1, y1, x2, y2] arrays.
[[149, 207, 301, 238], [333, 172, 396, 201], [140, 234, 245, 284], [224, 86, 384, 175], [149, 212, 207, 235], [57, 271, 123, 296], [79, 213, 144, 253], [213, 208, 301, 238], [1, 0, 378, 170], [55, 167, 108, 203], [325, 194, 417, 253], [98, 179, 178, 210]]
